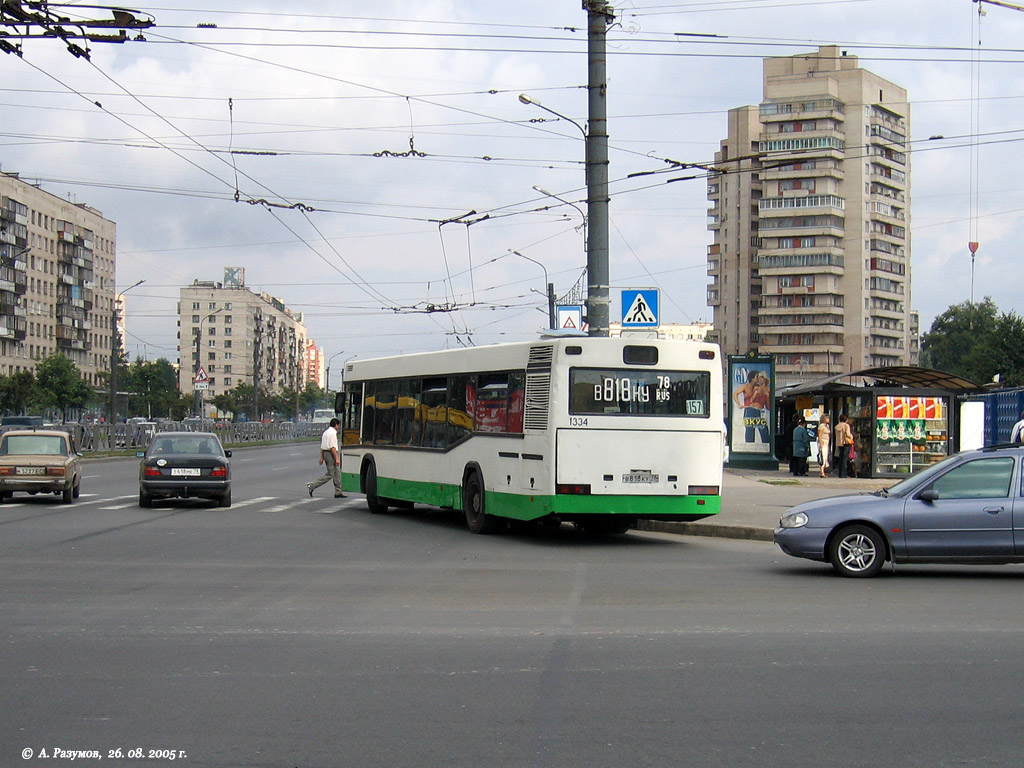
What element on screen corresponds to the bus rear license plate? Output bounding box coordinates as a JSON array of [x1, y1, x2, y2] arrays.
[[622, 472, 658, 484], [171, 468, 201, 476]]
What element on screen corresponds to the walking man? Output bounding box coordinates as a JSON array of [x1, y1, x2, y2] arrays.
[[307, 417, 344, 498]]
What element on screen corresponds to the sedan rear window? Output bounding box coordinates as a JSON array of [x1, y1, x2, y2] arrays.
[[150, 437, 222, 456], [1, 435, 68, 456]]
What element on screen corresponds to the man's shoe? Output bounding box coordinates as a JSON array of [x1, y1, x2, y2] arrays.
[[334, 493, 346, 498], [307, 484, 314, 498]]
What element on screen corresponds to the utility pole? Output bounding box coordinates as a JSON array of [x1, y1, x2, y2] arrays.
[[109, 279, 143, 425], [585, 0, 613, 336]]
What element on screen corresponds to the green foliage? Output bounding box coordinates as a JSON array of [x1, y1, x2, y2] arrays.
[[0, 370, 37, 415], [124, 358, 180, 419], [300, 382, 327, 414], [921, 299, 1024, 387], [34, 354, 93, 421]]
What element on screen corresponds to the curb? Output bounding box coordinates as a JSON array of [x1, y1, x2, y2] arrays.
[[637, 520, 774, 542]]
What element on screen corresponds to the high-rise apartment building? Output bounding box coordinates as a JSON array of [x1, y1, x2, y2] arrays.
[[0, 170, 117, 386], [707, 46, 912, 386], [178, 270, 308, 412]]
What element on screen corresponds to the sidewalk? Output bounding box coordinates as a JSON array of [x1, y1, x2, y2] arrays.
[[639, 467, 896, 542]]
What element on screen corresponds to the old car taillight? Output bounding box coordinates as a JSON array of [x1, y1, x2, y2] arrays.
[[210, 466, 228, 478], [143, 466, 162, 477]]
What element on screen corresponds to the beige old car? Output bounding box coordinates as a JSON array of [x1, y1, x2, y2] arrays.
[[0, 429, 82, 504]]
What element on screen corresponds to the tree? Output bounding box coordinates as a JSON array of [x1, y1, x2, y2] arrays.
[[34, 354, 93, 422], [300, 382, 326, 415], [0, 370, 37, 415], [125, 358, 179, 419], [921, 298, 1024, 387]]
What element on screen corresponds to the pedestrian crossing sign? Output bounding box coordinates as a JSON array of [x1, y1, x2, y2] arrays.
[[621, 289, 659, 327]]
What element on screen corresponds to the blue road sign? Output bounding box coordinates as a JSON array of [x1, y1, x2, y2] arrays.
[[621, 289, 659, 327]]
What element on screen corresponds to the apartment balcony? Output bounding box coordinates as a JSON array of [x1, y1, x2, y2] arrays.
[[761, 164, 844, 182], [758, 251, 845, 277], [759, 98, 846, 122], [760, 338, 845, 356], [870, 165, 907, 188], [0, 314, 27, 341]]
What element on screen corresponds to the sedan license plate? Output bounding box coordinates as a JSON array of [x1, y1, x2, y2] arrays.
[[16, 466, 45, 475], [170, 468, 201, 477], [622, 471, 658, 484]]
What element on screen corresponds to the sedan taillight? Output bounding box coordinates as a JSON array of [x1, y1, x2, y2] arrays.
[[143, 466, 162, 477], [210, 466, 228, 478]]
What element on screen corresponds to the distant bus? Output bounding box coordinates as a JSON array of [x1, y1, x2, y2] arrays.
[[336, 337, 724, 534], [311, 409, 335, 425]]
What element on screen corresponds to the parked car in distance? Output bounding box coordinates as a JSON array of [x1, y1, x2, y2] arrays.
[[775, 444, 1024, 578], [0, 429, 82, 504], [1, 415, 46, 428], [138, 431, 232, 508]]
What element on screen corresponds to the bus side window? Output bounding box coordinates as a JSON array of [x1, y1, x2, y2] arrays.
[[448, 374, 473, 446], [396, 378, 423, 446], [343, 383, 361, 445], [362, 381, 376, 445], [475, 373, 509, 433], [508, 371, 525, 434], [374, 380, 397, 445], [421, 377, 448, 449]]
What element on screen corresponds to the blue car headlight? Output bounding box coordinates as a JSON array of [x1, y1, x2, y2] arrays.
[[779, 511, 809, 529]]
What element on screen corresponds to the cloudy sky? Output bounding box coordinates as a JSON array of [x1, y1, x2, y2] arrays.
[[2, 0, 1022, 376]]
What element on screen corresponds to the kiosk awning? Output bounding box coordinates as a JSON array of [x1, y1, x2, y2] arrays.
[[778, 366, 981, 397]]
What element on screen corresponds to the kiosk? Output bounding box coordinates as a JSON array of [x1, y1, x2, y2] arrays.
[[776, 367, 980, 479]]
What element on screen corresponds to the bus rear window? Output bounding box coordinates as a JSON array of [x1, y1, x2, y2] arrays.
[[569, 369, 711, 417]]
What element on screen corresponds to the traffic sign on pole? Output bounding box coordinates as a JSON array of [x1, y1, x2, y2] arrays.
[[621, 289, 659, 328]]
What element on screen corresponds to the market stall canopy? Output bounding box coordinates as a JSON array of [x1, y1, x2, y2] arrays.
[[777, 366, 982, 397]]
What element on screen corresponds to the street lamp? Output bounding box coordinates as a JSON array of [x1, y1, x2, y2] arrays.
[[532, 185, 587, 245], [509, 249, 555, 330], [518, 93, 587, 140], [519, 91, 609, 336], [109, 278, 144, 425], [325, 350, 345, 396]]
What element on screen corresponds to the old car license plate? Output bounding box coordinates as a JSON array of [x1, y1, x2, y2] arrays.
[[171, 468, 201, 476], [16, 466, 45, 475], [622, 471, 658, 484]]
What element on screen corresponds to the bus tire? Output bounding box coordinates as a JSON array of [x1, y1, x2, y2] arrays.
[[464, 473, 496, 534], [364, 463, 388, 514]]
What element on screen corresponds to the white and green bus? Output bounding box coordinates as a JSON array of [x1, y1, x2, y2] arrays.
[[336, 336, 724, 534]]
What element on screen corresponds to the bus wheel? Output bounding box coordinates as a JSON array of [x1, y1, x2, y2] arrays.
[[464, 473, 496, 534], [364, 463, 388, 514]]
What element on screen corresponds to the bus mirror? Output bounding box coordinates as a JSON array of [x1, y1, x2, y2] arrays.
[[334, 390, 346, 414]]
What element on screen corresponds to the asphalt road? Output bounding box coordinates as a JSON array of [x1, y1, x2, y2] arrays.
[[3, 445, 1024, 768]]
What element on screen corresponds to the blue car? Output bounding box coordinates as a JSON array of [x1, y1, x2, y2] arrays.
[[774, 444, 1024, 577]]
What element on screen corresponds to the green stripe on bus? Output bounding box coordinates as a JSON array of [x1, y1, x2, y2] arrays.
[[342, 472, 719, 522]]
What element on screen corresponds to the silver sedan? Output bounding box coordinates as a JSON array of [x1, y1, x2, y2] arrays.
[[774, 445, 1024, 577]]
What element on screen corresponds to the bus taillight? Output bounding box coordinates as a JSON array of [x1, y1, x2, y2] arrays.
[[556, 483, 591, 495], [688, 485, 720, 496]]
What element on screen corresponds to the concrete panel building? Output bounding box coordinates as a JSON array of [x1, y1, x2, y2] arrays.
[[178, 270, 308, 415], [708, 46, 913, 386], [0, 170, 117, 387]]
